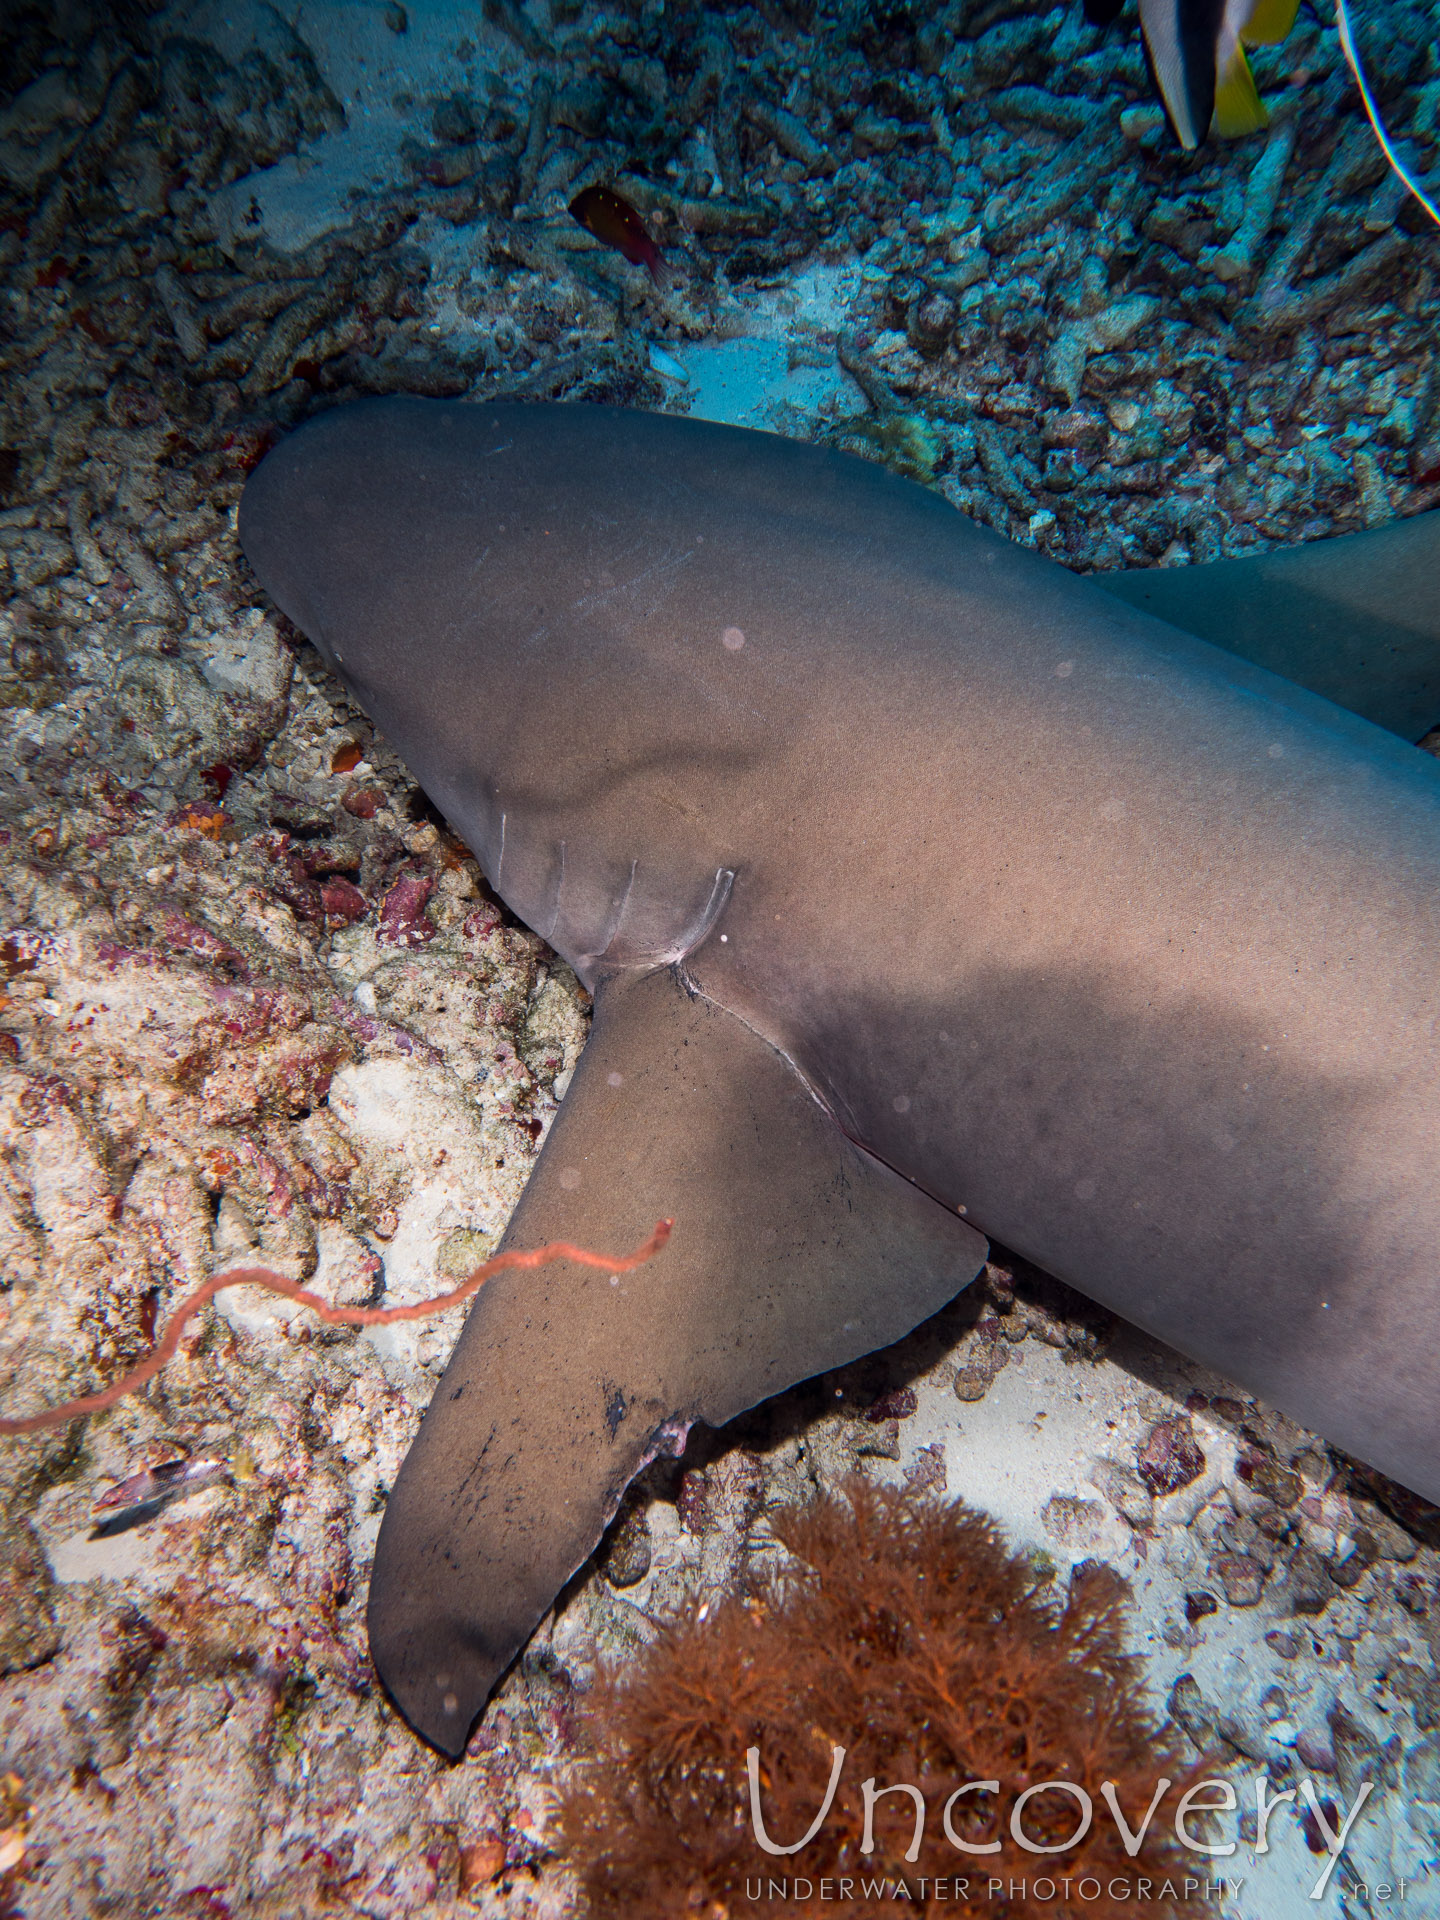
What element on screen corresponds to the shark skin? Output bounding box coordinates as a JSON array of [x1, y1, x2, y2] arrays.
[[239, 398, 1440, 1754]]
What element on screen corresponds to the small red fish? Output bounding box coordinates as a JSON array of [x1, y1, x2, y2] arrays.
[[568, 185, 664, 283]]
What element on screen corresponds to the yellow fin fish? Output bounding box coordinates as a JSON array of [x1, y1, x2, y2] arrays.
[[1132, 0, 1299, 148]]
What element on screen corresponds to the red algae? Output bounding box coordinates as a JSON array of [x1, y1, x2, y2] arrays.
[[557, 1479, 1208, 1919]]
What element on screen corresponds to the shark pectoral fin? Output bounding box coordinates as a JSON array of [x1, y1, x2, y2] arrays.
[[366, 964, 987, 1753]]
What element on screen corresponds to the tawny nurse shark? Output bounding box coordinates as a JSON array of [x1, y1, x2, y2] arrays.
[[239, 398, 1440, 1754]]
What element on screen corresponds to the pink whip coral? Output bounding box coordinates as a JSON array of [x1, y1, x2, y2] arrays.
[[0, 1221, 672, 1435]]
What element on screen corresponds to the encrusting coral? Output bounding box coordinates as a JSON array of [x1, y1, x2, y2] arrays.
[[556, 1479, 1209, 1919]]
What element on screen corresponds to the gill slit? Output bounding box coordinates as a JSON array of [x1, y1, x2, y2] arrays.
[[596, 858, 639, 959], [547, 840, 567, 941], [681, 866, 735, 957]]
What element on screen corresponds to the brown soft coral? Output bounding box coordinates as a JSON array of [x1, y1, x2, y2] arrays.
[[556, 1479, 1213, 1918]]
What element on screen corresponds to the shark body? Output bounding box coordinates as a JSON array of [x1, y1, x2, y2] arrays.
[[239, 398, 1440, 1752]]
